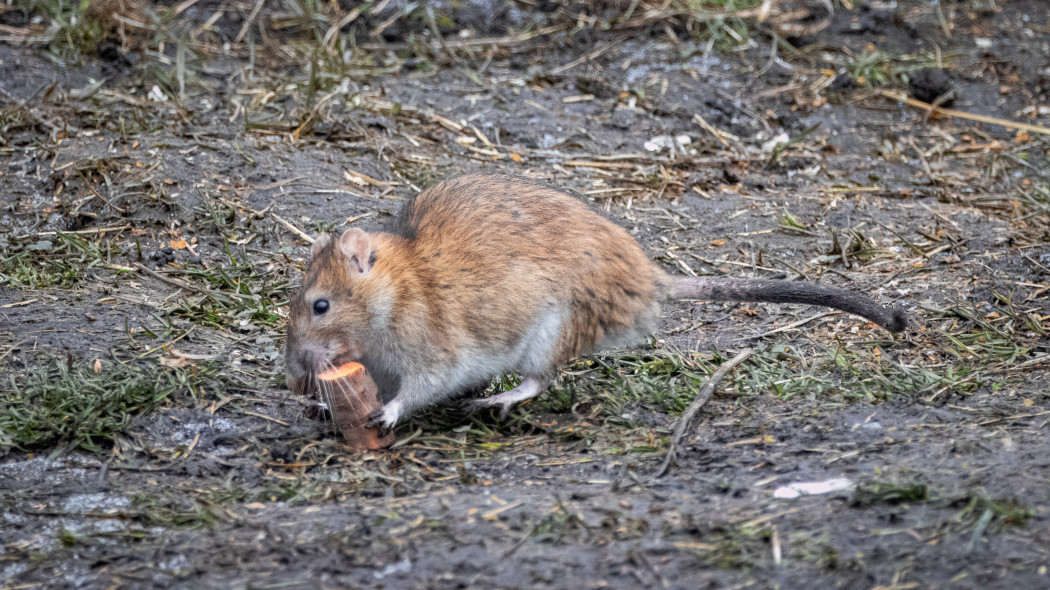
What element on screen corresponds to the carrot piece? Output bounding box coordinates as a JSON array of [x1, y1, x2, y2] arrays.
[[317, 361, 365, 381]]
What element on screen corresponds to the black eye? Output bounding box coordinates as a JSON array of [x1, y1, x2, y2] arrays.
[[313, 299, 329, 315]]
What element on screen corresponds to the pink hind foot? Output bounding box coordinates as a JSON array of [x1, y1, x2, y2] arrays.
[[466, 376, 546, 418]]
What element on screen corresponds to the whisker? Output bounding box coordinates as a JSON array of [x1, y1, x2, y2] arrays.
[[325, 383, 339, 434], [334, 371, 363, 418], [315, 362, 338, 435]]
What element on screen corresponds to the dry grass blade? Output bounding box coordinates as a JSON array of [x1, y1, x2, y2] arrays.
[[271, 213, 315, 243], [879, 89, 1050, 136], [132, 262, 246, 302], [323, 6, 365, 50], [650, 348, 757, 481], [235, 0, 267, 44]]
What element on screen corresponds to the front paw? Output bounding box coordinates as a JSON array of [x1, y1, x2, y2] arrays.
[[366, 401, 402, 434]]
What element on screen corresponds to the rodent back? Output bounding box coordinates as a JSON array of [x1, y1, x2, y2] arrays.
[[392, 174, 670, 364]]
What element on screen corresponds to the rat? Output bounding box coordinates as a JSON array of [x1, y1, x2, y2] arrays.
[[285, 174, 907, 431]]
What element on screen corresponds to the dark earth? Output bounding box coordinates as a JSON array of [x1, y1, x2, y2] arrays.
[[2, 1, 1050, 588]]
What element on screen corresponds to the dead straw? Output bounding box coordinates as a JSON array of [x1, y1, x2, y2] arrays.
[[879, 89, 1050, 136], [649, 347, 757, 481]]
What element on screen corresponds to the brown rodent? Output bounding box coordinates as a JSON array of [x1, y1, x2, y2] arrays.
[[285, 174, 907, 430]]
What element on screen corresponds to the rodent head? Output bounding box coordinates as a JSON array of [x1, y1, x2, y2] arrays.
[[285, 228, 378, 396]]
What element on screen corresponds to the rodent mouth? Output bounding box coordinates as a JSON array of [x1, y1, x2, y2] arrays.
[[326, 351, 362, 371]]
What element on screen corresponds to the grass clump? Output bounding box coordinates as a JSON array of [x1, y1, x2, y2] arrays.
[[851, 480, 930, 507], [0, 233, 113, 289], [0, 356, 189, 452], [160, 260, 290, 330], [951, 494, 1034, 553], [0, 104, 37, 146], [128, 494, 220, 529], [14, 0, 161, 62], [529, 500, 592, 545], [734, 345, 978, 402], [14, 0, 108, 61], [843, 49, 953, 88], [680, 0, 766, 50], [540, 351, 717, 416], [955, 495, 1033, 530]]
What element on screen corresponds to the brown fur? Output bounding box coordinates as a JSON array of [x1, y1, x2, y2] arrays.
[[286, 174, 905, 427]]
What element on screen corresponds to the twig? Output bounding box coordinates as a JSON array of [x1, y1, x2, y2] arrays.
[[1001, 353, 1050, 372], [243, 411, 290, 426], [132, 263, 249, 301], [551, 40, 622, 75], [649, 348, 757, 481], [134, 262, 201, 292], [693, 113, 736, 148], [174, 0, 202, 15], [0, 338, 29, 364], [1021, 253, 1050, 275], [0, 300, 37, 309], [323, 5, 366, 50], [742, 311, 836, 341], [271, 212, 315, 243], [16, 224, 131, 239], [878, 89, 1050, 136], [138, 326, 196, 358], [757, 0, 776, 22], [235, 0, 266, 44], [354, 25, 564, 51], [922, 372, 982, 403]]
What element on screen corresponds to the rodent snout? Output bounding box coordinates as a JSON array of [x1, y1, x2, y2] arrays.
[[297, 342, 331, 373], [293, 340, 365, 374], [286, 339, 366, 397]]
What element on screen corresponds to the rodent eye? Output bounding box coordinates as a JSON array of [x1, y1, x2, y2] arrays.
[[312, 299, 330, 316]]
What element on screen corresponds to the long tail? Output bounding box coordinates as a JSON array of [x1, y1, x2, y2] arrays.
[[670, 276, 908, 332]]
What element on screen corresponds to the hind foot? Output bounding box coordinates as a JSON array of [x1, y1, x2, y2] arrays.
[[465, 376, 546, 419]]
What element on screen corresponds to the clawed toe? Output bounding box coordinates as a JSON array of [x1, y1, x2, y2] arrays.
[[463, 398, 516, 420], [463, 377, 546, 420], [365, 402, 402, 435], [497, 404, 513, 420], [365, 408, 384, 429]]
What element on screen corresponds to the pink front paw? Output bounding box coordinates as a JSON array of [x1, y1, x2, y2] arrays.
[[366, 400, 403, 433]]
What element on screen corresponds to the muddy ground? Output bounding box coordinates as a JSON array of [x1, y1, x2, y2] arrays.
[[2, 1, 1050, 588]]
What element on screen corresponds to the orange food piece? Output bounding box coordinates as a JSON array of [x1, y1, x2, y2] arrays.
[[317, 361, 365, 381]]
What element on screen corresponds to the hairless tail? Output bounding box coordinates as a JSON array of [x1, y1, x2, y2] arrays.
[[670, 276, 908, 332]]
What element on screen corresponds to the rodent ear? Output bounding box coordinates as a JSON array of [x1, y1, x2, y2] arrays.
[[338, 228, 373, 276], [309, 234, 331, 259]]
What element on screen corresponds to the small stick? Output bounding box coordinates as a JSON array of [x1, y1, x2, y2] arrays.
[[743, 311, 836, 341], [323, 5, 365, 50], [0, 338, 28, 364], [551, 40, 622, 75], [134, 262, 201, 292], [138, 326, 195, 358], [878, 89, 1050, 136], [693, 113, 736, 148], [650, 348, 757, 481], [17, 224, 130, 238], [234, 0, 266, 44], [174, 0, 201, 14], [0, 300, 37, 309], [271, 213, 315, 244], [132, 263, 249, 301]]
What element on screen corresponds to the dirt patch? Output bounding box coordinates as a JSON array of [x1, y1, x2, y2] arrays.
[[2, 1, 1050, 588]]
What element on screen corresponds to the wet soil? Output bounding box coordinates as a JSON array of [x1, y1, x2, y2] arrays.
[[2, 1, 1050, 588]]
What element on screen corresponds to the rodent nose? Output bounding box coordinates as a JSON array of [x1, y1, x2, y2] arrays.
[[299, 343, 329, 372]]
